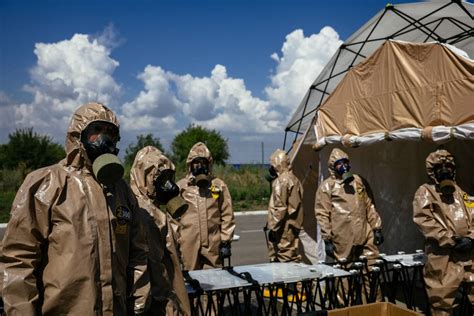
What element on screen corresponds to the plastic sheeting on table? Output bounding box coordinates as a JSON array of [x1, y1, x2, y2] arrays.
[[381, 253, 425, 267], [233, 262, 350, 285], [188, 268, 251, 291]]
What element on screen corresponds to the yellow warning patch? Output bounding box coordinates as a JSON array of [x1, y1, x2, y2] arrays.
[[463, 193, 474, 208], [210, 184, 220, 200]]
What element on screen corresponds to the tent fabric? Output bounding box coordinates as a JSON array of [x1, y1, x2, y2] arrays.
[[313, 40, 474, 150], [286, 1, 474, 139]]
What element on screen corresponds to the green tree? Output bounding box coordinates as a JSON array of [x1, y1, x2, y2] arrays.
[[171, 124, 229, 168], [124, 133, 164, 167], [0, 128, 65, 171]]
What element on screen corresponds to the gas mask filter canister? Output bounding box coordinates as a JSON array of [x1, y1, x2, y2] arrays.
[[92, 153, 125, 186]]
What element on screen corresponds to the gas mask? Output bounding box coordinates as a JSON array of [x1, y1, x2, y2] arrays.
[[154, 170, 188, 218], [81, 122, 124, 186], [434, 163, 456, 195], [191, 160, 211, 188], [83, 133, 119, 161], [334, 158, 354, 183], [265, 166, 278, 182]]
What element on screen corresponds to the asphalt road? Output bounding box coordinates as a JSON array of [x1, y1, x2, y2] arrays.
[[0, 213, 270, 266], [231, 213, 269, 266]]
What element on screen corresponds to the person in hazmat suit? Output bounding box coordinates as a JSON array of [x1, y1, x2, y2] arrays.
[[176, 142, 235, 270], [130, 146, 191, 316], [413, 149, 473, 316], [1, 102, 150, 315], [315, 148, 383, 262], [265, 149, 304, 262]]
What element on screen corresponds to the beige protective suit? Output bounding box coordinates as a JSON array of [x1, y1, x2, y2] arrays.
[[1, 102, 150, 315], [130, 146, 191, 316], [413, 149, 474, 316], [176, 142, 235, 270], [315, 148, 382, 261], [266, 149, 304, 262]]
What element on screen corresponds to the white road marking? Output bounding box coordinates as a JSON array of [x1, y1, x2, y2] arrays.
[[240, 229, 263, 233], [234, 210, 267, 216]]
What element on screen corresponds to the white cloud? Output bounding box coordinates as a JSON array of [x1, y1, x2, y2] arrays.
[[265, 27, 342, 109], [175, 64, 282, 133], [121, 26, 341, 138], [91, 23, 125, 51], [121, 64, 283, 134], [30, 33, 121, 108], [120, 65, 182, 131], [120, 26, 342, 162], [122, 65, 182, 118], [10, 30, 122, 142]]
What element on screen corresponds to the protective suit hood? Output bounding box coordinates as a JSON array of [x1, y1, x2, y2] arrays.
[[328, 148, 349, 178], [425, 149, 455, 182], [270, 149, 291, 175], [65, 102, 120, 168], [186, 142, 213, 174], [130, 146, 175, 200]]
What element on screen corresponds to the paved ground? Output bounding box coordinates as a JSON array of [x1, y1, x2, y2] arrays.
[[231, 213, 269, 266]]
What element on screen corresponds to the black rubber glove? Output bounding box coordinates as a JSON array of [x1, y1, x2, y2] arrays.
[[324, 240, 336, 259], [373, 229, 384, 246], [268, 230, 278, 243], [219, 241, 232, 259], [453, 237, 472, 253]]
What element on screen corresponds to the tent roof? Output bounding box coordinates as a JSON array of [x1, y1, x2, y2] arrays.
[[312, 40, 474, 150], [285, 1, 474, 146]]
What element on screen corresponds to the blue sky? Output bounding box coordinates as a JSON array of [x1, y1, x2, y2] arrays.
[[0, 0, 412, 163]]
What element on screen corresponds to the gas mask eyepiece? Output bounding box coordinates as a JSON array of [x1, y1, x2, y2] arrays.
[[191, 158, 211, 188], [434, 163, 455, 195], [334, 158, 354, 183], [81, 122, 120, 162], [82, 122, 123, 185]]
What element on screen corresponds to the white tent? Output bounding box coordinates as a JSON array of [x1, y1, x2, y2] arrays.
[[286, 1, 474, 263]]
